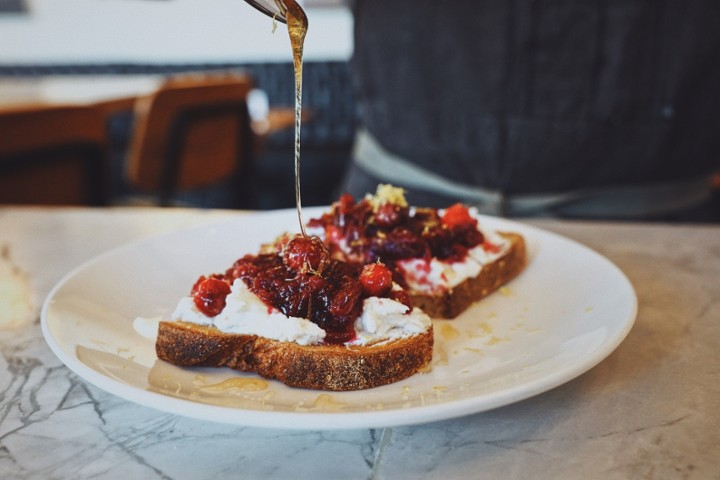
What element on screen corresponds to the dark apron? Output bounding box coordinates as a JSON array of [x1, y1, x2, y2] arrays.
[[344, 0, 720, 216]]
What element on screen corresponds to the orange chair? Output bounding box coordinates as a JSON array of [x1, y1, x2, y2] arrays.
[[0, 105, 109, 206], [125, 74, 256, 207]]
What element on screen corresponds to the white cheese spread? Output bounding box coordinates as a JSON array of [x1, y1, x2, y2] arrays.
[[147, 278, 431, 347], [349, 296, 431, 346], [172, 279, 326, 346], [397, 230, 510, 294]]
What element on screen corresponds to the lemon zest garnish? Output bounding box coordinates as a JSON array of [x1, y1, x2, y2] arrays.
[[366, 184, 408, 211]]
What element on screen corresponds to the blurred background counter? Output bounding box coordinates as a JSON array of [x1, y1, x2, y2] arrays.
[[0, 0, 356, 209]]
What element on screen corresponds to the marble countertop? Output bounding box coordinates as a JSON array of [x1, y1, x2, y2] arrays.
[[1, 206, 718, 479]]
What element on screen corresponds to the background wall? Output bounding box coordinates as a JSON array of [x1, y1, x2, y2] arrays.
[[0, 0, 356, 210], [0, 0, 353, 64]]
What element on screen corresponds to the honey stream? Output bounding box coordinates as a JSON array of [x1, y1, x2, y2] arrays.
[[284, 0, 309, 236]]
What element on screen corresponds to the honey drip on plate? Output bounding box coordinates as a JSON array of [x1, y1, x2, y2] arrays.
[[311, 393, 348, 411], [284, 0, 309, 236], [200, 377, 269, 392]]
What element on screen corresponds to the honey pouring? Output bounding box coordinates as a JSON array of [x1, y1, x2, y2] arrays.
[[243, 0, 309, 235]]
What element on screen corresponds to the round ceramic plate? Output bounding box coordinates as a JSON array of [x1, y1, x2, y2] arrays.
[[41, 208, 637, 430]]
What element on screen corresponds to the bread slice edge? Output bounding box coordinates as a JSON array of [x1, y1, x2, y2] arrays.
[[156, 320, 434, 391], [410, 232, 527, 318]]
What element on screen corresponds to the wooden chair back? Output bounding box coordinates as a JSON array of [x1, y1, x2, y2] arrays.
[[0, 105, 108, 206], [126, 74, 255, 206]]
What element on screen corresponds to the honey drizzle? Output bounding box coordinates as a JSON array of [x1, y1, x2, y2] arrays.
[[284, 1, 309, 236]]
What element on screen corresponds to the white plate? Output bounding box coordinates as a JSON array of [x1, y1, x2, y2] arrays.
[[41, 208, 637, 430]]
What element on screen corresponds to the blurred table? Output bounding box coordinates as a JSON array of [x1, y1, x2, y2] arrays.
[[0, 75, 297, 141], [0, 75, 163, 114], [0, 206, 718, 479]]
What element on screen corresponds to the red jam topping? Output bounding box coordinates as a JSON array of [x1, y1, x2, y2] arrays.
[[359, 263, 394, 297], [282, 235, 329, 272], [441, 203, 476, 229], [191, 275, 231, 317], [190, 234, 411, 345], [307, 196, 484, 283]]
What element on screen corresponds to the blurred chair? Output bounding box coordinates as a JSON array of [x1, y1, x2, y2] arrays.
[[0, 105, 109, 206], [125, 74, 257, 207]]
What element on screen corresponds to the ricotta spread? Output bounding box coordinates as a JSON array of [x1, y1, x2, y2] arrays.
[[168, 278, 430, 347], [173, 279, 325, 346], [397, 230, 510, 294], [349, 295, 431, 346]]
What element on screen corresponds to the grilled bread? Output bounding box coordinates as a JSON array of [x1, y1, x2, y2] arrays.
[[156, 320, 433, 391], [308, 185, 527, 319], [153, 234, 433, 391], [410, 232, 526, 318]]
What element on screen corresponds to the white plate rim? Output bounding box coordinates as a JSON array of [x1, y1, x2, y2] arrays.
[[41, 208, 637, 430]]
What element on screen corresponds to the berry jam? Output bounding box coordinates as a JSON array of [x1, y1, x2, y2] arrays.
[[307, 196, 484, 281], [191, 275, 231, 317], [190, 234, 411, 345], [359, 263, 393, 297]]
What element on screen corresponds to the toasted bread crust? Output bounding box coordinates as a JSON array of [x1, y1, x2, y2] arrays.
[[156, 321, 434, 391], [410, 232, 526, 318]]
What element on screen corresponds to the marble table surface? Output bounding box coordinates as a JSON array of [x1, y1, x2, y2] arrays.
[[1, 206, 718, 480]]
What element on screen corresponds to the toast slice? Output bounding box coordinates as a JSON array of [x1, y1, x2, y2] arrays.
[[409, 232, 526, 318], [307, 185, 528, 319], [156, 320, 433, 391], [151, 234, 433, 391]]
